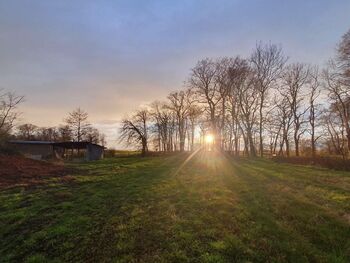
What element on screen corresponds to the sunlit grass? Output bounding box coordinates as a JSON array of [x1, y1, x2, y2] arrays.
[[0, 153, 349, 262]]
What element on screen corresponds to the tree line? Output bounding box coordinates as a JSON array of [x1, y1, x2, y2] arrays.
[[0, 104, 106, 146], [120, 29, 350, 158]]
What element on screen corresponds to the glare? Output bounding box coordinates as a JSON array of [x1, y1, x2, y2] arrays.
[[205, 134, 214, 144]]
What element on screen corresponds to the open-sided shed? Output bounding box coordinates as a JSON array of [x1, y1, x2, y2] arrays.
[[52, 142, 104, 161], [8, 141, 104, 161]]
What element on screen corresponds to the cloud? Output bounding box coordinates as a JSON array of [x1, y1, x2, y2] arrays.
[[1, 0, 349, 147]]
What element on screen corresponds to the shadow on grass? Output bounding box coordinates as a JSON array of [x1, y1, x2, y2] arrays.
[[0, 153, 349, 262]]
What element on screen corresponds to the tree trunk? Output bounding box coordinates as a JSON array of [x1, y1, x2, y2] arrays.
[[179, 139, 185, 152], [234, 136, 239, 156], [141, 138, 147, 157], [311, 132, 316, 159], [294, 132, 299, 156], [285, 137, 290, 157], [259, 103, 263, 157], [247, 128, 256, 157]]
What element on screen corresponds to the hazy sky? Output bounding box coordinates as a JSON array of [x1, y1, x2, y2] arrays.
[[1, 0, 349, 147]]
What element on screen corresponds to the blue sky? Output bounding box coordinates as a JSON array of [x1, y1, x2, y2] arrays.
[[0, 0, 349, 147]]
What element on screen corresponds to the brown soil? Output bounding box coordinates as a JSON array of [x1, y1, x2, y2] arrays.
[[0, 154, 74, 189]]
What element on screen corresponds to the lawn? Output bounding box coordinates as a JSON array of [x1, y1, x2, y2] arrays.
[[0, 151, 349, 262]]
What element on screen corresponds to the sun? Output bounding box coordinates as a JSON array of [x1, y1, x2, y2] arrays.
[[205, 134, 214, 144]]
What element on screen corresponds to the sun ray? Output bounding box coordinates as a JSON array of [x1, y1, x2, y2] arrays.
[[172, 147, 202, 177]]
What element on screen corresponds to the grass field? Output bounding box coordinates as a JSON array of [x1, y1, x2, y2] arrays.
[[1, 152, 350, 262]]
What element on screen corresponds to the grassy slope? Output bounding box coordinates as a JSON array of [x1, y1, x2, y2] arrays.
[[0, 152, 349, 262]]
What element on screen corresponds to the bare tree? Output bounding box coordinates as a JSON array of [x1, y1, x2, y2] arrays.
[[189, 58, 221, 146], [99, 134, 107, 147], [250, 42, 287, 157], [283, 63, 310, 156], [324, 63, 350, 154], [336, 29, 350, 85], [150, 101, 174, 152], [275, 96, 293, 156], [16, 123, 38, 140], [322, 29, 350, 155], [166, 89, 194, 151], [322, 109, 347, 158], [36, 127, 59, 141], [65, 108, 91, 142], [215, 57, 237, 149], [58, 125, 72, 141], [187, 104, 202, 151], [85, 127, 103, 144], [0, 90, 24, 139], [119, 109, 149, 156], [308, 67, 322, 158], [265, 98, 283, 156], [118, 30, 350, 158], [227, 57, 250, 155], [236, 65, 259, 157]]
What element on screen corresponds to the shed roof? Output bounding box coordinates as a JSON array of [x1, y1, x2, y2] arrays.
[[8, 140, 54, 145], [9, 140, 104, 149], [52, 141, 104, 149]]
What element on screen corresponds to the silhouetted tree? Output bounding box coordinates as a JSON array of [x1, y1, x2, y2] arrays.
[[189, 58, 221, 147], [0, 90, 24, 140], [282, 63, 310, 156], [65, 108, 91, 142], [16, 123, 38, 140], [308, 67, 322, 158], [166, 89, 195, 151], [119, 109, 149, 156], [250, 42, 287, 156], [58, 125, 72, 141]]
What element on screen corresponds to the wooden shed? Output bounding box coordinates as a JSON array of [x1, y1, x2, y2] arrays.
[[8, 141, 104, 161]]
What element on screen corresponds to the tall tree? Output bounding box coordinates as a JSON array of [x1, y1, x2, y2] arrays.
[[215, 57, 236, 149], [336, 29, 350, 85], [236, 64, 259, 157], [187, 105, 202, 151], [323, 29, 350, 155], [150, 101, 173, 152], [167, 89, 194, 152], [283, 63, 310, 156], [65, 108, 91, 142], [275, 96, 293, 156], [308, 67, 322, 158], [227, 57, 251, 155], [250, 42, 287, 157], [189, 58, 221, 147], [324, 66, 350, 155]]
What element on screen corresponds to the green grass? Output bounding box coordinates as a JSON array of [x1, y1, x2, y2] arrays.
[[1, 152, 350, 262]]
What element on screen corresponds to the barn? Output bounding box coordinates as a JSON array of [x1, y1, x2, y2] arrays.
[[8, 141, 104, 161]]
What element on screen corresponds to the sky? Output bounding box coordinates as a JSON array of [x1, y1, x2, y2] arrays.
[[0, 0, 349, 148]]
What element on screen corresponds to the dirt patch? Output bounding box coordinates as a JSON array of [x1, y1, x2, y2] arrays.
[[0, 154, 74, 189]]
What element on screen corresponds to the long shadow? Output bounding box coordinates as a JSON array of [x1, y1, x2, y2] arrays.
[[171, 151, 349, 261], [0, 154, 190, 262], [2, 153, 349, 262], [220, 156, 350, 262]]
